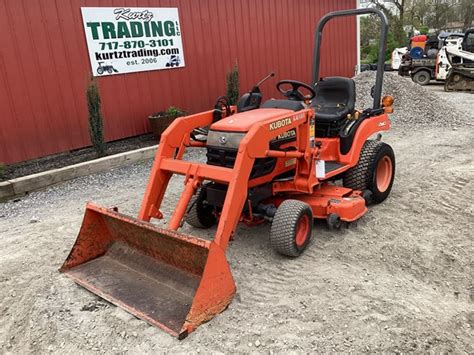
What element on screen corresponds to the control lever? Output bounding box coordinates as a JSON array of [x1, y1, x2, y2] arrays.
[[237, 72, 275, 113], [254, 72, 275, 89]]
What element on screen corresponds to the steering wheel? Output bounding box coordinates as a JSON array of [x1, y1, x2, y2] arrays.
[[276, 80, 316, 101]]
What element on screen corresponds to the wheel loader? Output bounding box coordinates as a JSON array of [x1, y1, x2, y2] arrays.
[[61, 8, 396, 339]]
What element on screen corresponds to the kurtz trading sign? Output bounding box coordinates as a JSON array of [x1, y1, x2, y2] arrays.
[[81, 7, 185, 76]]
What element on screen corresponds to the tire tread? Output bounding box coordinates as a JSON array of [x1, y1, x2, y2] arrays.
[[343, 140, 381, 191], [185, 189, 216, 228], [270, 200, 312, 257]]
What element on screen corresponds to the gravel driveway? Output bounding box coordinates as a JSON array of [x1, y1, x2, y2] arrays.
[[427, 82, 474, 114]]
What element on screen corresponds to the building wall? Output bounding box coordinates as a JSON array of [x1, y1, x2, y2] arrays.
[[0, 0, 357, 164]]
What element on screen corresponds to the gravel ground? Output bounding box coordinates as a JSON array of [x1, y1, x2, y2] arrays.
[[426, 82, 474, 115], [0, 76, 473, 353], [354, 72, 472, 127]]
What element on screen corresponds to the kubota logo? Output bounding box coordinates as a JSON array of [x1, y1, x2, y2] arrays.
[[269, 117, 292, 131], [276, 129, 296, 140]]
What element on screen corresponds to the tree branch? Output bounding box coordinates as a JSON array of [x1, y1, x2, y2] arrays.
[[368, 0, 395, 19]]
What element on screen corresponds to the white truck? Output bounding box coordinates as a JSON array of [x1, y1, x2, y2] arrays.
[[391, 47, 408, 70]]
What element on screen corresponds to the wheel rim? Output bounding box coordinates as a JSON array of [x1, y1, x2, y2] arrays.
[[376, 156, 393, 192], [295, 215, 310, 247], [416, 72, 428, 84]]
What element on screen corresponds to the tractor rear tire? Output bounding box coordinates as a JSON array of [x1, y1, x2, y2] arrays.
[[343, 140, 395, 204], [270, 200, 313, 257], [185, 188, 216, 229]]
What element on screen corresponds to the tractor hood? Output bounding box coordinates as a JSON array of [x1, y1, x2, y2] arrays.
[[210, 108, 293, 132]]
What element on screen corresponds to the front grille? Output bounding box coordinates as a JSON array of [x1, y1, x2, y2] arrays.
[[206, 147, 237, 169], [206, 146, 276, 179]]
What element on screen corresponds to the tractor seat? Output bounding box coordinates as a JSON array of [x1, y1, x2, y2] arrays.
[[261, 99, 304, 111], [311, 77, 356, 122]]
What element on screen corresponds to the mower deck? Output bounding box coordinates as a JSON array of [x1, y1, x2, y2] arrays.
[[271, 184, 367, 222]]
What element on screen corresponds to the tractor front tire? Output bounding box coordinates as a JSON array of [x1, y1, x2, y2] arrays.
[[185, 188, 216, 229], [270, 200, 313, 257], [343, 140, 395, 204]]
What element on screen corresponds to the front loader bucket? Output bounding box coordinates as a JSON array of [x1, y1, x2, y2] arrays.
[[60, 203, 236, 339]]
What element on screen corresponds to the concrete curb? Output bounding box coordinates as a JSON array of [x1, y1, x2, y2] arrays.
[[0, 145, 158, 200]]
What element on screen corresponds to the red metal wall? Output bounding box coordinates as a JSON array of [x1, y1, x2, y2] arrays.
[[0, 0, 357, 164]]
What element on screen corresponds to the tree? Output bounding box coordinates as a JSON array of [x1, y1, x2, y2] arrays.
[[459, 0, 473, 31], [406, 0, 468, 33], [364, 0, 471, 40], [369, 0, 406, 22], [86, 76, 107, 157], [226, 64, 239, 105], [406, 0, 430, 27], [366, 0, 408, 47], [360, 0, 472, 64], [361, 1, 409, 63], [425, 0, 456, 32]]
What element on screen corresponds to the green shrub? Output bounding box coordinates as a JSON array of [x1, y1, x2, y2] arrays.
[[419, 25, 429, 35], [0, 163, 5, 179], [86, 76, 107, 157], [365, 32, 405, 64], [226, 64, 239, 105], [165, 106, 186, 118], [361, 14, 407, 64]]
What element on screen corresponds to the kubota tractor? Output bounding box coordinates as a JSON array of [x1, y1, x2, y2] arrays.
[[61, 8, 395, 339]]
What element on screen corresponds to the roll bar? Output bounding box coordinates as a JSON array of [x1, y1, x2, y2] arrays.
[[312, 8, 389, 110]]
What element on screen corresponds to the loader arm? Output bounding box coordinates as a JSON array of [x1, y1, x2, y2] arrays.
[[446, 46, 474, 65], [138, 110, 215, 221], [138, 109, 256, 250]]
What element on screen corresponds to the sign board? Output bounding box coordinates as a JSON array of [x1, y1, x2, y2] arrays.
[[81, 7, 185, 76]]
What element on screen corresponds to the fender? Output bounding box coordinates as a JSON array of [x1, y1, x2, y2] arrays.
[[411, 66, 434, 78], [340, 114, 390, 166]]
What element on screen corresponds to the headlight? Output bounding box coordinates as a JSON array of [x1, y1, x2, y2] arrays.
[[207, 130, 246, 149]]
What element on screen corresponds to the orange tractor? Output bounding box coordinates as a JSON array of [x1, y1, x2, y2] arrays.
[[61, 8, 394, 339]]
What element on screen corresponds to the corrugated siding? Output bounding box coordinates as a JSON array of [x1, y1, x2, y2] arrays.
[[0, 0, 357, 164]]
